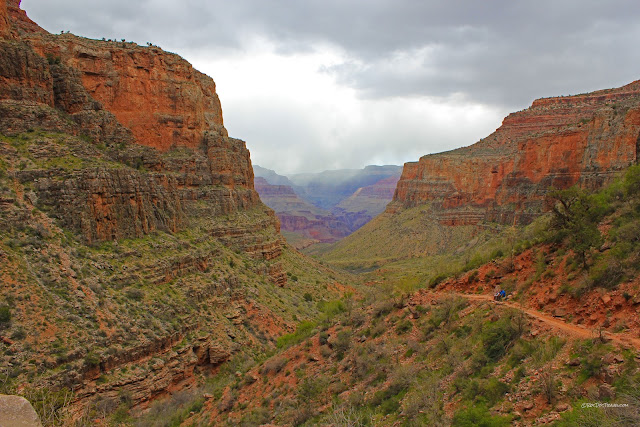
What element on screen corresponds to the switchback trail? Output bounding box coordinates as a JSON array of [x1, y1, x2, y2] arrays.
[[444, 292, 640, 351]]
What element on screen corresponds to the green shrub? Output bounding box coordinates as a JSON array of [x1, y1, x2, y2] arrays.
[[333, 330, 352, 360], [547, 186, 607, 268], [370, 384, 407, 415], [372, 300, 394, 318], [588, 258, 624, 289], [451, 405, 511, 427], [303, 292, 313, 302], [489, 248, 504, 259], [428, 273, 448, 288], [276, 321, 316, 349], [395, 319, 413, 335], [463, 254, 486, 272], [452, 404, 511, 427], [461, 378, 509, 407], [239, 407, 271, 426], [430, 297, 467, 328], [318, 300, 346, 318], [85, 352, 100, 368], [318, 332, 329, 346], [482, 318, 519, 361], [0, 305, 10, 324]]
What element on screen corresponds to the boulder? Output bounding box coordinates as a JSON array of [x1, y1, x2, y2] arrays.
[[0, 395, 42, 427]]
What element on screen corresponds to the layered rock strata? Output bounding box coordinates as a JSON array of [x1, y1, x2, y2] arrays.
[[0, 0, 274, 257], [393, 81, 640, 225], [0, 0, 301, 418]]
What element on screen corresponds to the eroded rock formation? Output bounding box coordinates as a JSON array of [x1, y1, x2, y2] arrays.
[[393, 82, 640, 225], [0, 1, 306, 418]]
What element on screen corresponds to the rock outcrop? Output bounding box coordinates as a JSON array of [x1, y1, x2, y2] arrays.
[[0, 395, 42, 427], [393, 81, 640, 226], [0, 1, 329, 420], [323, 80, 640, 264], [0, 0, 266, 248], [25, 33, 224, 152]]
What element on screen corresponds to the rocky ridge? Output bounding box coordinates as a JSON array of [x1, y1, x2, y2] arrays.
[[0, 1, 354, 421], [394, 82, 640, 225], [324, 81, 640, 265]]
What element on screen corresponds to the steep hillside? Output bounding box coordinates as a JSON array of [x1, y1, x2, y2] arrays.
[[183, 166, 640, 426], [324, 81, 640, 267], [0, 1, 351, 423]]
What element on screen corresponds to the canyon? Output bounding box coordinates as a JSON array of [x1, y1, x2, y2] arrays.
[[254, 165, 401, 249], [2, 0, 640, 425], [324, 80, 640, 265]]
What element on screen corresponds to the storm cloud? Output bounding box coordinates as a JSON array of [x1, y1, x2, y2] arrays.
[[21, 0, 640, 173]]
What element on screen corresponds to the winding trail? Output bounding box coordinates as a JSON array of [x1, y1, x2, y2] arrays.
[[446, 292, 640, 350]]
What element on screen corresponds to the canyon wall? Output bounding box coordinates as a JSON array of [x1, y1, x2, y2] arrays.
[[255, 166, 401, 249], [0, 1, 318, 418], [393, 82, 640, 226], [324, 81, 640, 263], [0, 0, 265, 246]]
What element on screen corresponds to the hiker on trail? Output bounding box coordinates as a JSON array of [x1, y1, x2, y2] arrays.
[[493, 287, 507, 301]]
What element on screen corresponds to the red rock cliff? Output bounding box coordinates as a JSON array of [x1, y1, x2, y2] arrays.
[[6, 0, 222, 152], [0, 0, 276, 270], [393, 81, 640, 225], [30, 35, 226, 152]]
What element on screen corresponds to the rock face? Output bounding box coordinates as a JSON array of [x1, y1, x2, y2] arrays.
[[0, 395, 42, 427], [324, 80, 640, 264], [0, 1, 316, 419], [0, 0, 265, 247], [393, 82, 640, 226], [25, 34, 224, 152]]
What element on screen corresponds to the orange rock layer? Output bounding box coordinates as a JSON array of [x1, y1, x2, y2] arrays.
[[394, 81, 640, 225], [0, 0, 279, 280]]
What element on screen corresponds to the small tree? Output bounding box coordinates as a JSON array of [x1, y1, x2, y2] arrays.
[[547, 187, 605, 269]]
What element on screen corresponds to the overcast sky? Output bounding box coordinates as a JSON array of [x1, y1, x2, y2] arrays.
[[22, 0, 640, 174]]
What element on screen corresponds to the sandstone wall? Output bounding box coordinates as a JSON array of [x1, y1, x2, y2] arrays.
[[0, 0, 281, 278], [28, 34, 225, 152], [394, 81, 640, 225]]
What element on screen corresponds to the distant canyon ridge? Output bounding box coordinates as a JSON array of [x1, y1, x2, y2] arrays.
[[253, 165, 401, 249]]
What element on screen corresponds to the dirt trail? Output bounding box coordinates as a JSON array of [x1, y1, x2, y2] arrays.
[[447, 292, 640, 350]]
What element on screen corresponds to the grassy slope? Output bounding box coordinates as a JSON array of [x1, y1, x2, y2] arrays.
[[182, 166, 640, 426], [188, 286, 640, 426], [318, 203, 491, 266], [0, 130, 356, 424]]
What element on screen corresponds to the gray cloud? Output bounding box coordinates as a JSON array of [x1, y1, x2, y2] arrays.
[[23, 0, 640, 107]]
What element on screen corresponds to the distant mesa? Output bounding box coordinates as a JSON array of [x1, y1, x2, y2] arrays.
[[254, 165, 401, 249]]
